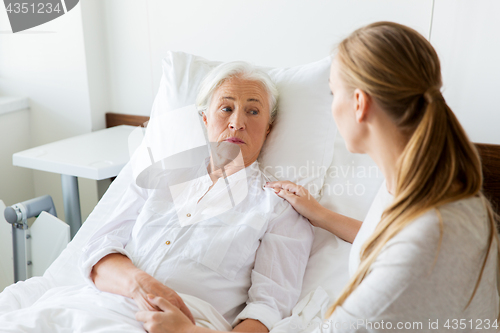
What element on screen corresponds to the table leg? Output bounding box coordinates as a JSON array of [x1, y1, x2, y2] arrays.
[[61, 175, 82, 239]]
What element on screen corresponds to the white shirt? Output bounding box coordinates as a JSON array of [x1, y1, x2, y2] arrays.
[[315, 183, 499, 333], [79, 159, 314, 330]]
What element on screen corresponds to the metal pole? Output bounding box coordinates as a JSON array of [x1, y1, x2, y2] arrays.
[[61, 174, 82, 239], [12, 224, 27, 282]]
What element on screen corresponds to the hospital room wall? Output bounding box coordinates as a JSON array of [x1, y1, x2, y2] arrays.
[[0, 108, 34, 206], [100, 0, 433, 118], [100, 0, 499, 145], [430, 0, 500, 145], [0, 5, 99, 221]]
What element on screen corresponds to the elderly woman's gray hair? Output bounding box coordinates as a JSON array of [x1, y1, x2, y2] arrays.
[[196, 61, 279, 125]]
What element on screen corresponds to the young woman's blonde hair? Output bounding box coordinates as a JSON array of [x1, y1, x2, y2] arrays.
[[326, 21, 500, 319]]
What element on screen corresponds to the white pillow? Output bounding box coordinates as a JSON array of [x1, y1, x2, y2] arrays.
[[320, 131, 384, 221], [150, 51, 336, 197], [300, 131, 384, 302]]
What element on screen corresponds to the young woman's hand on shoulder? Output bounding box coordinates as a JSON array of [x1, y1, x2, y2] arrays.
[[264, 181, 326, 228], [265, 180, 361, 243]]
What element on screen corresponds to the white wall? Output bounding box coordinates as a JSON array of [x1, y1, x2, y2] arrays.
[[431, 0, 500, 144], [102, 0, 433, 116], [0, 107, 34, 206], [99, 0, 499, 145], [0, 4, 98, 221], [80, 0, 111, 132]]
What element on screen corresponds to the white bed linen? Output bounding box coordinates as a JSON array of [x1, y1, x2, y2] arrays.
[[0, 281, 330, 333], [0, 284, 232, 332]]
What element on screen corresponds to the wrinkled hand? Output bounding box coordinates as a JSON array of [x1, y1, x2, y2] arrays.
[[136, 295, 196, 333], [264, 181, 325, 228], [131, 271, 195, 324]]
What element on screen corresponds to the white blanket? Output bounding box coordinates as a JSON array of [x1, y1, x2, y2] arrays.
[[0, 280, 328, 332], [0, 284, 232, 332]]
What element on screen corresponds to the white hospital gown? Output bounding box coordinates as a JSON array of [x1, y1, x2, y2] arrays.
[[79, 159, 314, 330]]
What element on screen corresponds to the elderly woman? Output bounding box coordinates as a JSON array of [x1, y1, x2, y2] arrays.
[[79, 62, 314, 333]]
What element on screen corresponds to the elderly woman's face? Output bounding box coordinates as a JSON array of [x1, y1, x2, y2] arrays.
[[203, 77, 271, 166]]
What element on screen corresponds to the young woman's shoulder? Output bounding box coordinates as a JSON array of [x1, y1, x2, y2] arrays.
[[378, 195, 490, 272], [394, 195, 487, 246], [370, 196, 497, 321], [439, 195, 490, 242]]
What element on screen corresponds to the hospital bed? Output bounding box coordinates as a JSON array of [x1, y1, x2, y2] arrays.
[[3, 195, 69, 283], [1, 51, 499, 332]]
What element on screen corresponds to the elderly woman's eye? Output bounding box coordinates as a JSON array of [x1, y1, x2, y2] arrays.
[[222, 107, 232, 112], [249, 110, 259, 115]]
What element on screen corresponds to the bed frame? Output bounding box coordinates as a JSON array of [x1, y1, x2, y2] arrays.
[[105, 112, 500, 219]]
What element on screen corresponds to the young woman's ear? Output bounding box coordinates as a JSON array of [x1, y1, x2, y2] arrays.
[[354, 88, 371, 123]]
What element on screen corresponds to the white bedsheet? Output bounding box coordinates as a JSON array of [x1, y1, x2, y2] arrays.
[[0, 283, 232, 332], [0, 280, 328, 332]]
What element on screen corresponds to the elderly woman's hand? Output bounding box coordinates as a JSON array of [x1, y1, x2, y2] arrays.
[[92, 253, 195, 324], [264, 181, 326, 228], [136, 295, 197, 333], [131, 271, 195, 325]]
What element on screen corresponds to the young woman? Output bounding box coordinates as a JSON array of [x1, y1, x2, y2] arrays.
[[135, 22, 500, 332]]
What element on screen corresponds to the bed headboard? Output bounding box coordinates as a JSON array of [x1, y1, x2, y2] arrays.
[[105, 113, 500, 217], [105, 112, 149, 128], [475, 143, 500, 217]]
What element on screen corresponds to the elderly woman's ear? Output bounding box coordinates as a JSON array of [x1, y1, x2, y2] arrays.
[[202, 112, 208, 127]]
